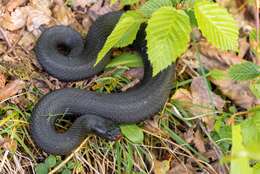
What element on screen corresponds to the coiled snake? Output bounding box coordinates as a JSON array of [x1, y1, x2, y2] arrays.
[[30, 11, 175, 155]]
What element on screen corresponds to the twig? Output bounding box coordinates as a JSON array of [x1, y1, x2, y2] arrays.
[[0, 150, 9, 173], [48, 137, 90, 174], [13, 154, 25, 174], [121, 79, 140, 91], [0, 92, 28, 105]]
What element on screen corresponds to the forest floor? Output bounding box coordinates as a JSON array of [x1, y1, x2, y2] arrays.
[[0, 0, 259, 174]]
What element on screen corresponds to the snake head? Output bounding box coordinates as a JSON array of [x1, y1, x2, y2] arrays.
[[86, 116, 122, 141], [94, 125, 122, 141]]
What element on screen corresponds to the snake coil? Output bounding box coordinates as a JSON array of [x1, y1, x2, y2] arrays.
[[31, 11, 174, 155]]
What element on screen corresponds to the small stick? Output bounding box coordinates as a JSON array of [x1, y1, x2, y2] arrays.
[[49, 137, 90, 174]]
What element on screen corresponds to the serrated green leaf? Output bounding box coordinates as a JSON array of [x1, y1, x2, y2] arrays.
[[35, 163, 49, 174], [139, 0, 174, 17], [231, 125, 253, 174], [122, 0, 139, 5], [146, 7, 191, 76], [194, 0, 239, 51], [96, 11, 145, 65], [228, 61, 260, 81], [120, 124, 144, 143], [106, 53, 143, 68]]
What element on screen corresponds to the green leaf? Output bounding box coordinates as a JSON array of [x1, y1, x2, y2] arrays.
[[110, 0, 117, 5], [241, 111, 260, 157], [120, 124, 144, 143], [228, 61, 260, 81], [61, 169, 71, 174], [253, 163, 260, 174], [250, 82, 260, 99], [44, 155, 57, 168], [35, 163, 49, 174], [185, 9, 197, 27], [194, 0, 239, 51], [230, 125, 253, 174], [96, 11, 145, 65], [209, 69, 227, 80], [250, 29, 259, 42], [66, 161, 75, 170], [106, 53, 143, 68], [122, 0, 139, 5], [139, 0, 174, 17], [146, 7, 191, 76]]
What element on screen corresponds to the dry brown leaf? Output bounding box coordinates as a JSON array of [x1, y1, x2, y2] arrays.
[[193, 130, 206, 153], [171, 88, 193, 109], [194, 42, 260, 109], [88, 0, 120, 20], [0, 7, 28, 31], [123, 68, 144, 80], [53, 3, 74, 25], [18, 31, 36, 50], [30, 0, 52, 15], [6, 0, 26, 12], [211, 79, 260, 109], [154, 160, 170, 174], [191, 77, 225, 111], [191, 77, 225, 131], [1, 3, 51, 35], [72, 0, 97, 12], [0, 73, 6, 88], [26, 7, 51, 36], [0, 80, 25, 101], [199, 41, 243, 70]]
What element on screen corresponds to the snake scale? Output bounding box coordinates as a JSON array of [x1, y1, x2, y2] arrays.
[[30, 11, 175, 155]]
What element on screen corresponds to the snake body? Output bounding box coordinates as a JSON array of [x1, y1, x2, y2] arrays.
[[31, 11, 174, 155]]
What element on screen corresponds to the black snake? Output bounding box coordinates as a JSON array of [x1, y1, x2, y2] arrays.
[[30, 11, 175, 155]]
